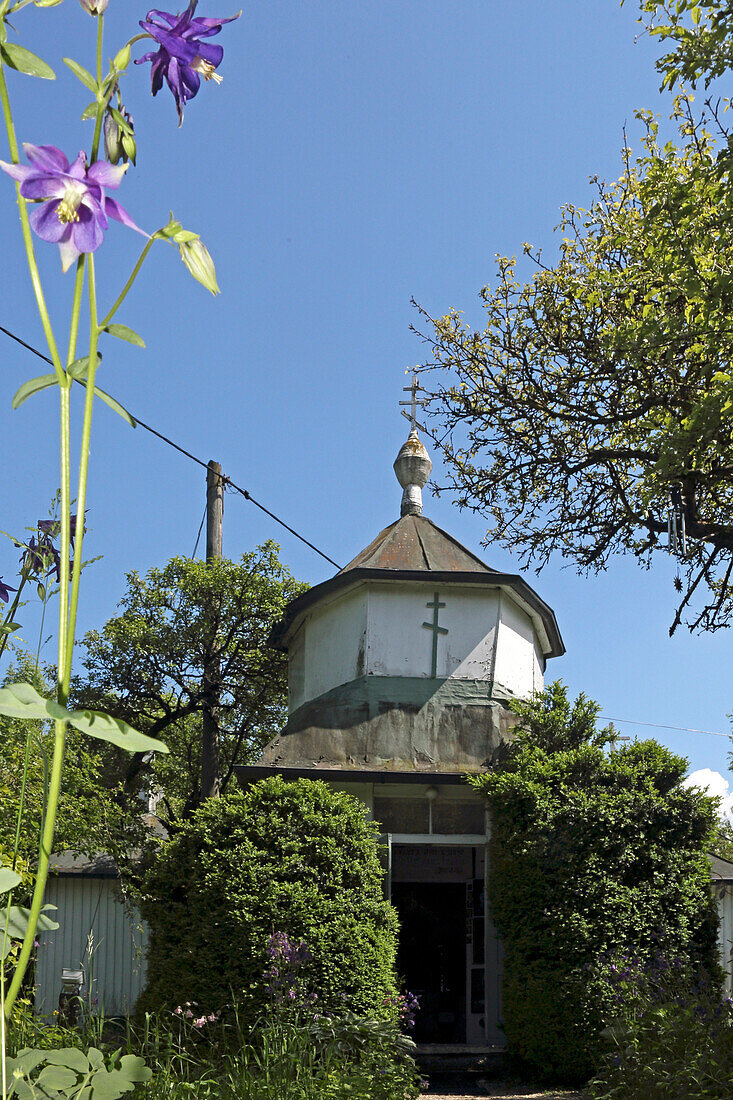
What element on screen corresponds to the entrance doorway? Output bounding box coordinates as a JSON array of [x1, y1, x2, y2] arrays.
[[391, 882, 467, 1044]]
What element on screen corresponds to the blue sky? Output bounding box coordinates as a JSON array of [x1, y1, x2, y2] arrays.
[[1, 1, 732, 799]]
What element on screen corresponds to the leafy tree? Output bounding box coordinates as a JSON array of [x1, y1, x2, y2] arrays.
[[636, 0, 733, 89], [468, 682, 721, 1082], [73, 543, 305, 834], [415, 90, 733, 633], [710, 813, 733, 860]]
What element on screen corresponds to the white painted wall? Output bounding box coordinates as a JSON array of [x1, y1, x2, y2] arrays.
[[493, 596, 540, 698], [299, 587, 368, 706], [290, 579, 543, 708], [366, 584, 499, 679]]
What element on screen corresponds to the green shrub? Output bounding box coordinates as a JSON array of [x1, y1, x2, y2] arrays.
[[469, 682, 722, 1084], [136, 778, 399, 1023], [590, 980, 733, 1100]]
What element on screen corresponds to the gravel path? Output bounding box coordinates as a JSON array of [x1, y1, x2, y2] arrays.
[[424, 1083, 585, 1099]]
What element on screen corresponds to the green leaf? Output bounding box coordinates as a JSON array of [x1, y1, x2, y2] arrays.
[[117, 1056, 152, 1084], [12, 373, 59, 410], [102, 324, 145, 348], [0, 867, 21, 894], [45, 1049, 89, 1074], [81, 101, 98, 121], [0, 622, 21, 636], [63, 57, 98, 93], [70, 376, 136, 428], [68, 353, 102, 381], [0, 682, 61, 721], [5, 904, 59, 940], [38, 1064, 78, 1091], [65, 709, 169, 754], [93, 385, 137, 428], [1, 43, 55, 80], [8, 1049, 46, 1074], [0, 684, 167, 751]]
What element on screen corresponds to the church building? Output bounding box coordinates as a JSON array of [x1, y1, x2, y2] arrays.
[[238, 406, 564, 1053]]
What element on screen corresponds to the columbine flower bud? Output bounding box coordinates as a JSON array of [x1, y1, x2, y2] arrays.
[[78, 0, 109, 13], [104, 108, 136, 166], [179, 238, 220, 296]]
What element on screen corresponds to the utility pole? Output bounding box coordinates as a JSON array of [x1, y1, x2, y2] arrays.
[[200, 460, 224, 800]]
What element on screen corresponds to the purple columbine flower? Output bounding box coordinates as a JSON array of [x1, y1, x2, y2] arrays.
[[136, 1, 240, 125], [0, 145, 146, 272], [0, 577, 16, 604]]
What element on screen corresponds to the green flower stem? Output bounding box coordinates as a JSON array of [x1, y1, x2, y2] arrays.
[[12, 725, 34, 865], [4, 714, 66, 1020], [90, 13, 105, 164], [64, 255, 99, 689], [4, 381, 75, 1016], [1, 957, 6, 1100], [67, 257, 87, 368], [100, 238, 156, 327], [0, 62, 64, 382], [1, 277, 74, 1026]]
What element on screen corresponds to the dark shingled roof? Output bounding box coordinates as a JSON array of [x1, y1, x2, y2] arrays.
[[339, 514, 496, 575]]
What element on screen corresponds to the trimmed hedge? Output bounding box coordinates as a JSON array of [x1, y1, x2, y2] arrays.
[[136, 777, 399, 1022], [469, 682, 722, 1084]]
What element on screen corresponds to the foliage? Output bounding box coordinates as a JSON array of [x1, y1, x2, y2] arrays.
[[710, 814, 733, 861], [5, 1047, 151, 1100], [636, 0, 733, 89], [73, 546, 305, 832], [590, 974, 733, 1100], [0, 657, 150, 865], [136, 778, 399, 1025], [467, 682, 722, 1083], [415, 83, 733, 632], [131, 991, 421, 1100]]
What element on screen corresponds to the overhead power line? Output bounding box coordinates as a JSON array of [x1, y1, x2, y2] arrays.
[[600, 715, 729, 739], [0, 322, 342, 570]]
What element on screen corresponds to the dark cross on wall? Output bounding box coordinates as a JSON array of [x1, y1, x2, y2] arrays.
[[423, 591, 448, 678]]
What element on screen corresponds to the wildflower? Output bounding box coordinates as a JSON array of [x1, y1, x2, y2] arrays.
[[193, 1015, 207, 1027], [0, 577, 16, 603], [79, 0, 109, 12], [207, 1012, 217, 1022], [0, 145, 146, 272], [184, 1008, 193, 1018], [135, 1, 240, 125]]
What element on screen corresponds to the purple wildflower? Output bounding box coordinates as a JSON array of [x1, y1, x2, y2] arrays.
[[0, 145, 146, 272], [0, 577, 16, 604], [135, 1, 240, 125]]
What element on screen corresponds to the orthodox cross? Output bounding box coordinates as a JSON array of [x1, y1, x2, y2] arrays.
[[400, 372, 428, 433], [423, 591, 448, 678]]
